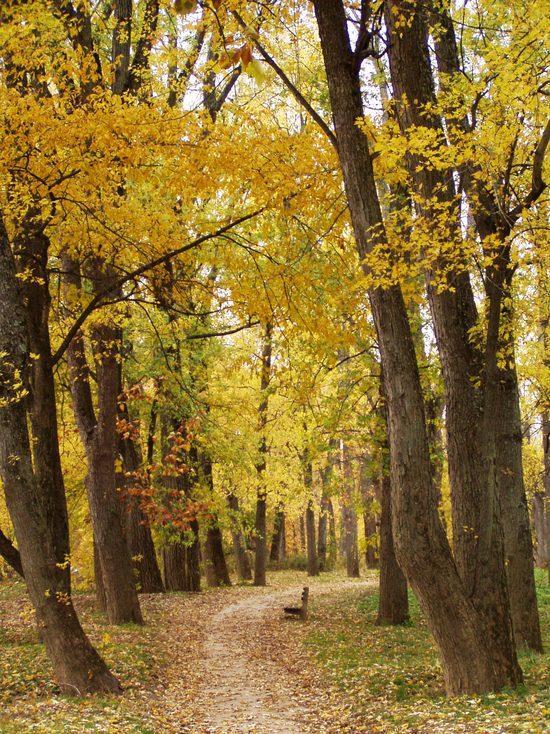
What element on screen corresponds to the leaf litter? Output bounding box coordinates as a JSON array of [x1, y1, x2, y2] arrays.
[[1, 572, 550, 733]]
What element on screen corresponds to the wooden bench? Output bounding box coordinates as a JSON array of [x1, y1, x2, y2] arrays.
[[283, 586, 309, 621]]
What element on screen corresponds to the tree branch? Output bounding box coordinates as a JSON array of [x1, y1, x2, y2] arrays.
[[49, 209, 264, 367], [232, 11, 338, 150], [508, 118, 550, 223], [186, 318, 261, 340]]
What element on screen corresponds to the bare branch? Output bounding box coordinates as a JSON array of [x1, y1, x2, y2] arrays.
[[232, 11, 338, 150], [50, 208, 264, 367]]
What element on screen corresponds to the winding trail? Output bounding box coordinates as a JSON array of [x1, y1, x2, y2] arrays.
[[166, 581, 371, 734]]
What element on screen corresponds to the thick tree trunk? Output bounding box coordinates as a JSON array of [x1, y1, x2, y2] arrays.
[[63, 257, 143, 624], [198, 452, 231, 587], [0, 217, 120, 695], [383, 0, 523, 672], [312, 0, 518, 694], [427, 0, 541, 653], [118, 420, 164, 594], [496, 361, 542, 650], [228, 494, 252, 581], [124, 492, 164, 593], [163, 521, 201, 592], [375, 463, 408, 626], [203, 522, 232, 587]]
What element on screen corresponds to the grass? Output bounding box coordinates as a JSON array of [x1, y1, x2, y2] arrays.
[[305, 569, 550, 733], [1, 568, 550, 732], [0, 579, 166, 734]]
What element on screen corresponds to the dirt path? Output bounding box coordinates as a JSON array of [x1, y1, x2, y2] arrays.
[[197, 590, 310, 733], [158, 581, 370, 734]]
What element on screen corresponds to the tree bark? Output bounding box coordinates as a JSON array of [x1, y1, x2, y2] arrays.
[[384, 0, 525, 666], [312, 0, 518, 694], [317, 493, 329, 571], [427, 0, 541, 652], [375, 458, 408, 626], [163, 522, 201, 592], [198, 452, 231, 587], [0, 216, 120, 694], [342, 443, 360, 578], [303, 453, 320, 579], [203, 522, 232, 587], [63, 257, 143, 625], [0, 527, 24, 578], [270, 503, 286, 564], [253, 322, 272, 586], [117, 405, 164, 594], [228, 493, 252, 581]]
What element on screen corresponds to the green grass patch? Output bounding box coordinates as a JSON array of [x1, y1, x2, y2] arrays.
[[306, 572, 550, 733]]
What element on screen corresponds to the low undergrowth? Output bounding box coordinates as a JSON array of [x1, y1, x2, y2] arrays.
[[1, 569, 550, 732], [305, 570, 550, 733]]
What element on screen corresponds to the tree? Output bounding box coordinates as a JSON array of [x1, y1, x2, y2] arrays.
[[311, 0, 521, 693], [0, 214, 121, 694]]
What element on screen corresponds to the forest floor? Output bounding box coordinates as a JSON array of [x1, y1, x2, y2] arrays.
[[1, 570, 550, 733]]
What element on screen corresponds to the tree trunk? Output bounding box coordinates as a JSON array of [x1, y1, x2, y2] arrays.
[[270, 503, 286, 563], [163, 521, 201, 592], [63, 257, 143, 625], [427, 0, 541, 653], [203, 522, 232, 587], [532, 491, 547, 569], [305, 500, 319, 576], [496, 360, 542, 650], [253, 322, 272, 586], [118, 410, 164, 593], [317, 494, 329, 571], [0, 528, 24, 578], [228, 493, 252, 581], [342, 443, 360, 578], [0, 216, 120, 694], [375, 459, 408, 626], [383, 0, 523, 672], [312, 0, 519, 694]]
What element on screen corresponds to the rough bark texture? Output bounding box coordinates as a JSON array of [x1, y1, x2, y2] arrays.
[[163, 522, 201, 592], [64, 258, 143, 625], [384, 0, 526, 666], [228, 494, 253, 581], [302, 454, 320, 577], [0, 527, 24, 578], [375, 462, 408, 626], [543, 409, 550, 586], [0, 216, 120, 695], [317, 494, 329, 571], [203, 523, 232, 587], [427, 0, 541, 652], [532, 489, 547, 569], [342, 443, 360, 578], [118, 415, 164, 594], [496, 361, 542, 649], [312, 0, 518, 694], [199, 452, 231, 587]]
